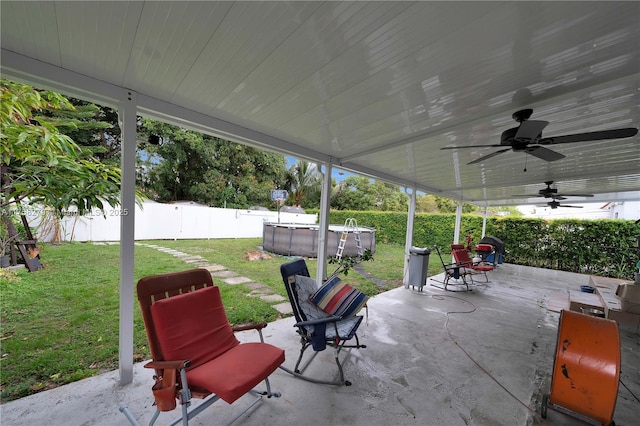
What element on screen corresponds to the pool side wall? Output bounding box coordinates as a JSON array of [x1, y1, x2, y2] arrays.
[[262, 223, 376, 258]]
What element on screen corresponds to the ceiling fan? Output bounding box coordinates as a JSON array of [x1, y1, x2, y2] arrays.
[[441, 108, 638, 165], [512, 181, 594, 200], [544, 200, 583, 209]]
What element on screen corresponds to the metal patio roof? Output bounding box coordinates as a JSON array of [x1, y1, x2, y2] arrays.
[[2, 1, 639, 207]]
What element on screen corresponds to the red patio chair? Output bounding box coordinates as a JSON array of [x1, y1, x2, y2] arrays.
[[452, 247, 493, 283], [125, 269, 284, 426], [432, 244, 473, 291]]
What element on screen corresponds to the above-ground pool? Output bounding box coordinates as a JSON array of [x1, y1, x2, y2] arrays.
[[262, 222, 376, 258]]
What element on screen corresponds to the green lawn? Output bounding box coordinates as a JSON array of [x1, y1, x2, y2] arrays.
[[0, 239, 442, 402]]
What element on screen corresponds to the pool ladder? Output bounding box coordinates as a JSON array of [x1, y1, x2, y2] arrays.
[[336, 218, 363, 259]]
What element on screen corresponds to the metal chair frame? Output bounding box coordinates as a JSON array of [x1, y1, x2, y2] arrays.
[[451, 246, 494, 283], [279, 259, 366, 386], [121, 269, 283, 426], [431, 244, 474, 291]]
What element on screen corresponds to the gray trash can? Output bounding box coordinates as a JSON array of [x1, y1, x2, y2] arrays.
[[407, 246, 431, 291]]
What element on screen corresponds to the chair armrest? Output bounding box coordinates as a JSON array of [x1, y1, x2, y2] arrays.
[[232, 322, 268, 332], [145, 359, 194, 406], [233, 322, 270, 343], [295, 316, 343, 327], [144, 360, 191, 370], [445, 263, 469, 271]]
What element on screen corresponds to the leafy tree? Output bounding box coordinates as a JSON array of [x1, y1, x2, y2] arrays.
[[285, 160, 322, 208], [1, 79, 122, 217], [331, 176, 376, 210], [41, 98, 121, 164], [371, 181, 407, 211], [433, 196, 477, 213], [138, 119, 288, 208], [416, 194, 439, 212], [330, 176, 407, 211]]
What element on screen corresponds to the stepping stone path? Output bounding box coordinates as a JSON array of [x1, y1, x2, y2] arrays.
[[134, 243, 292, 315]]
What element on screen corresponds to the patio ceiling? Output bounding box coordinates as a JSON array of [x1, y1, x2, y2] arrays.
[[2, 1, 639, 207]]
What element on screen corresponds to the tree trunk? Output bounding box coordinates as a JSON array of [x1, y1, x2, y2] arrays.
[[4, 217, 20, 266], [2, 164, 22, 265]]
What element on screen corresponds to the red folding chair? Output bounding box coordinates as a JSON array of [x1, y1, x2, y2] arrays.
[[121, 269, 284, 426], [451, 246, 494, 283], [432, 244, 473, 291]]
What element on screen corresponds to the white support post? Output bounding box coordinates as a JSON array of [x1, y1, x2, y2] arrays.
[[316, 160, 333, 284], [482, 205, 488, 238], [451, 201, 463, 263], [118, 90, 137, 384], [453, 200, 462, 244], [403, 187, 417, 288]]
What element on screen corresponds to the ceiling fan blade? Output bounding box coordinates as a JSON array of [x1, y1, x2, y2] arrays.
[[560, 205, 583, 208], [441, 143, 503, 150], [555, 193, 594, 198], [538, 127, 638, 145], [525, 145, 565, 162], [511, 194, 566, 200], [515, 120, 548, 142], [467, 148, 511, 165], [513, 186, 594, 199]]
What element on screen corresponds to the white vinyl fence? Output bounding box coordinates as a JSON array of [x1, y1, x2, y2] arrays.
[[26, 201, 317, 242]]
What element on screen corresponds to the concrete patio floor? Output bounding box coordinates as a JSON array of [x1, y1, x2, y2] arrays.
[[1, 263, 639, 425]]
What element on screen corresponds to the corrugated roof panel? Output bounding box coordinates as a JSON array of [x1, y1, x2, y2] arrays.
[[1, 1, 638, 205], [54, 2, 142, 85], [205, 2, 387, 117], [172, 2, 316, 113], [1, 1, 60, 66], [123, 1, 231, 97]]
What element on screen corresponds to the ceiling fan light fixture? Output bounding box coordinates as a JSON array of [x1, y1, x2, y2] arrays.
[[440, 109, 638, 166], [511, 181, 595, 200]]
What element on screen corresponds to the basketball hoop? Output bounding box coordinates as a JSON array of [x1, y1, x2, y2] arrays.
[[276, 199, 284, 223], [270, 190, 288, 224]]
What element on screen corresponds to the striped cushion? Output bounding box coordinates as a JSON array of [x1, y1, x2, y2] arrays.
[[310, 275, 368, 319]]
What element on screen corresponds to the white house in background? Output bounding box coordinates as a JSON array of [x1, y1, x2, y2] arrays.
[[519, 201, 640, 220]]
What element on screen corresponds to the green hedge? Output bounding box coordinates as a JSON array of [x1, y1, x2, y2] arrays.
[[309, 210, 640, 280], [493, 217, 640, 279]]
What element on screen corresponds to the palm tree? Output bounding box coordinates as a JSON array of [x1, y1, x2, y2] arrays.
[[286, 160, 321, 208]]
